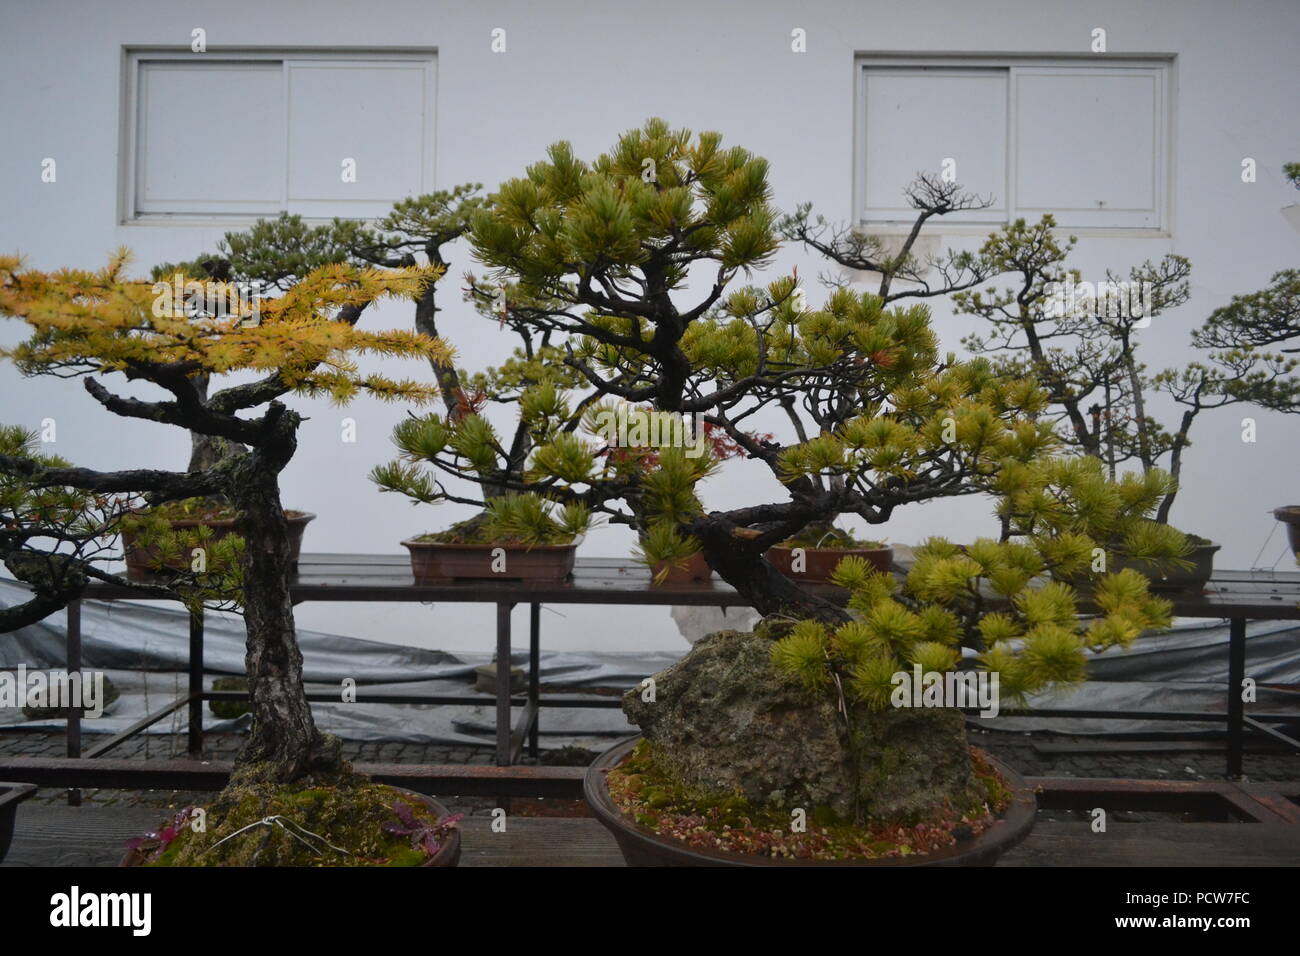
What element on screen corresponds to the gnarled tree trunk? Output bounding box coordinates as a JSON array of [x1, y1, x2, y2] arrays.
[[225, 414, 340, 785]]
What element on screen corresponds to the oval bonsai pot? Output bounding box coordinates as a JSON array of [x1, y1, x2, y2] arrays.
[[122, 511, 315, 581], [584, 737, 1036, 867], [1110, 535, 1220, 593], [120, 788, 460, 867], [766, 543, 893, 584], [404, 538, 578, 585], [1273, 507, 1300, 562], [0, 782, 37, 864]]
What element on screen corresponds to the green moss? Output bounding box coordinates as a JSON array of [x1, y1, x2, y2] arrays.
[[607, 739, 1009, 862], [137, 768, 457, 867]]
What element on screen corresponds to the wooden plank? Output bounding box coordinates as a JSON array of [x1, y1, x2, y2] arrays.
[[999, 822, 1300, 867], [0, 805, 162, 868], [0, 757, 588, 799], [458, 816, 624, 867], [5, 808, 1297, 867]]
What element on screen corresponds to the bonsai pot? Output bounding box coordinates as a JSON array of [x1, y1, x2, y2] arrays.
[[766, 543, 893, 584], [584, 736, 1036, 867], [121, 788, 460, 867], [404, 538, 578, 585], [0, 782, 37, 864], [1273, 507, 1300, 561], [122, 511, 315, 581], [650, 550, 712, 585], [1110, 535, 1220, 593]]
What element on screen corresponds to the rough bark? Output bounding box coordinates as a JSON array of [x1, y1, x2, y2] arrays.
[[692, 517, 850, 624], [225, 410, 341, 784]]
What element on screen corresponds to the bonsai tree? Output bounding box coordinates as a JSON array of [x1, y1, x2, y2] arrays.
[[0, 251, 446, 789], [453, 120, 1192, 619], [954, 216, 1285, 528], [418, 120, 1186, 861], [0, 424, 161, 629]]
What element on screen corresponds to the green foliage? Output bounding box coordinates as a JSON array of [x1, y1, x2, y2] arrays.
[[772, 466, 1177, 711]]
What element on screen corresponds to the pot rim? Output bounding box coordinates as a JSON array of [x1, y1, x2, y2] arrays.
[[401, 536, 581, 552], [767, 543, 893, 555], [124, 510, 316, 528], [585, 735, 1036, 867]]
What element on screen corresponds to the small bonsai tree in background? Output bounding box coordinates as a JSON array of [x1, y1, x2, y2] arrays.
[[0, 425, 156, 629], [955, 216, 1281, 527], [0, 252, 446, 786]]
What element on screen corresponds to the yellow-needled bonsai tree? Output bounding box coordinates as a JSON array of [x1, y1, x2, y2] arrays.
[[0, 252, 467, 865]]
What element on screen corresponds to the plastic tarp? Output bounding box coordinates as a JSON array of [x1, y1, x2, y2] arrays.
[[2, 579, 1298, 744]]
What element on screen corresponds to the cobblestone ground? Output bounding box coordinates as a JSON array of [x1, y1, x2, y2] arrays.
[[4, 724, 1298, 819]]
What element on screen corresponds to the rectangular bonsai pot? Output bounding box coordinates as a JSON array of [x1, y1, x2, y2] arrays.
[[403, 539, 578, 585], [121, 512, 315, 581], [766, 544, 893, 584]]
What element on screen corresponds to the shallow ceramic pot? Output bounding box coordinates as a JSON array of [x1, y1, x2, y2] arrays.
[[584, 736, 1036, 867], [766, 544, 893, 584], [403, 539, 577, 585], [122, 511, 314, 580]]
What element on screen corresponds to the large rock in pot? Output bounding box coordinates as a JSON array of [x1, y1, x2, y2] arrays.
[[622, 628, 982, 821]]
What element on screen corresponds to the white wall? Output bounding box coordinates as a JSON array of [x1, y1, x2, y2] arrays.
[[2, 0, 1298, 653]]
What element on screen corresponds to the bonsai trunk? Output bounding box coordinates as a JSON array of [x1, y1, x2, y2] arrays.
[[227, 455, 339, 785], [692, 518, 850, 623]]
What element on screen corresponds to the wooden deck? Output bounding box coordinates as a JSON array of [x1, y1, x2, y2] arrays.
[[4, 803, 1298, 867]]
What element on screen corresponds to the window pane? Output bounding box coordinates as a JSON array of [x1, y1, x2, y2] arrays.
[[137, 61, 284, 213], [1014, 68, 1161, 227], [863, 69, 1007, 221], [286, 60, 429, 210]]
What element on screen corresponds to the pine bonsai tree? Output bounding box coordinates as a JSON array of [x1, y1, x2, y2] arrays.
[[450, 119, 1188, 620], [0, 424, 158, 629], [955, 215, 1283, 526], [0, 252, 447, 785]]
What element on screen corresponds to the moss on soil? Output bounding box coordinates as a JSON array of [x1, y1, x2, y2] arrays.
[[607, 739, 1011, 862], [133, 767, 456, 867]]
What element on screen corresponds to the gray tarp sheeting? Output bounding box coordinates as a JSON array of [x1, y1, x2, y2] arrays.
[[1, 579, 1298, 744]]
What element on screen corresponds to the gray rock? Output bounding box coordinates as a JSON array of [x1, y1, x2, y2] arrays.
[[623, 628, 982, 821]]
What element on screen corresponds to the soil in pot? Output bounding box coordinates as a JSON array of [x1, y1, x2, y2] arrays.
[[121, 507, 314, 581], [586, 737, 1035, 867], [121, 770, 460, 867]]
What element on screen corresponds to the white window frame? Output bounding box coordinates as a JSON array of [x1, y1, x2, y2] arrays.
[[853, 54, 1175, 237], [120, 47, 437, 224]]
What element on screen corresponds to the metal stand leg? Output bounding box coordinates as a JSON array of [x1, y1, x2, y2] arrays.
[[495, 603, 513, 767], [528, 603, 540, 757], [188, 607, 204, 757], [1227, 617, 1246, 779], [66, 600, 82, 807]]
